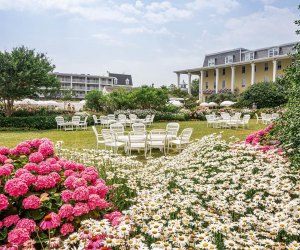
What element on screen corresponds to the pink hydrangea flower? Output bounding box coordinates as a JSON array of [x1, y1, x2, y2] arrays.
[[46, 157, 57, 164], [63, 161, 77, 171], [35, 175, 56, 190], [73, 202, 90, 216], [3, 215, 20, 227], [0, 165, 12, 176], [23, 163, 38, 172], [0, 194, 9, 211], [81, 167, 99, 182], [40, 212, 60, 230], [5, 178, 28, 197], [87, 186, 98, 195], [22, 195, 40, 210], [88, 194, 109, 210], [60, 223, 74, 236], [104, 211, 123, 226], [0, 146, 9, 155], [61, 190, 73, 203], [28, 152, 44, 163], [9, 147, 19, 156], [15, 168, 29, 178], [96, 183, 109, 199], [50, 163, 61, 172], [0, 155, 8, 164], [72, 187, 89, 201], [58, 204, 73, 218], [19, 173, 36, 186], [38, 142, 54, 158], [64, 176, 78, 189], [8, 228, 30, 246], [37, 162, 52, 175], [50, 172, 61, 184], [73, 178, 87, 188], [28, 139, 42, 148], [64, 170, 75, 177], [18, 147, 31, 155], [15, 218, 36, 234]]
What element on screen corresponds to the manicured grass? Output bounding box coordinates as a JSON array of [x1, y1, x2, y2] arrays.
[[0, 120, 265, 150]]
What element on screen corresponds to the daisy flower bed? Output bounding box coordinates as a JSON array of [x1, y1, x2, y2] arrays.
[[58, 134, 300, 250]]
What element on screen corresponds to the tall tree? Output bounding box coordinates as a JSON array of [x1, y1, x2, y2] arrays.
[[0, 46, 60, 116]]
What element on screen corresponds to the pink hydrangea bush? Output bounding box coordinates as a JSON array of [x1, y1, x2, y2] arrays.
[[0, 139, 111, 249], [245, 124, 283, 154]]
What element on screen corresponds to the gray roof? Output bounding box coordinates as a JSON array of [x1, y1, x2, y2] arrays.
[[109, 73, 133, 86]]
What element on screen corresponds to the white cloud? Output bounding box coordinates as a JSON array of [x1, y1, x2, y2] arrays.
[[135, 0, 143, 8], [92, 33, 125, 46], [187, 0, 239, 14], [121, 26, 171, 35]]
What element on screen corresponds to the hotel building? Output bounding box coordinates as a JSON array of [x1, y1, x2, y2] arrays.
[[54, 72, 133, 99], [174, 42, 297, 101]]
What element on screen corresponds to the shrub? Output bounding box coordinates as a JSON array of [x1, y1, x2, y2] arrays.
[[207, 92, 238, 103], [0, 138, 111, 248], [237, 81, 287, 108]]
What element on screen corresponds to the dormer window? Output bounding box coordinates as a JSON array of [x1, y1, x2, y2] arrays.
[[208, 58, 216, 66], [245, 52, 254, 61], [268, 47, 279, 57], [125, 78, 129, 85], [114, 78, 118, 85], [225, 55, 234, 64]]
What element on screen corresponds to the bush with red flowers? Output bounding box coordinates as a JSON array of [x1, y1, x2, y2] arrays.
[[0, 139, 111, 248]]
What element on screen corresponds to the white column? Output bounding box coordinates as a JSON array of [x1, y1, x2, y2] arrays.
[[200, 70, 204, 102], [251, 63, 255, 85], [215, 68, 219, 94], [188, 72, 192, 95], [272, 60, 277, 82], [231, 66, 235, 93], [177, 73, 180, 88]]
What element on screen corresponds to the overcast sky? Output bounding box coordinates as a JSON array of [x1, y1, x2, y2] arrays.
[[0, 0, 299, 86]]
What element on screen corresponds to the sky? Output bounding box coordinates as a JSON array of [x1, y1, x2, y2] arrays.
[[0, 0, 299, 86]]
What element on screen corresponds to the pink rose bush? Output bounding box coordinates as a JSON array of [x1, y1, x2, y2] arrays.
[[0, 139, 111, 249]]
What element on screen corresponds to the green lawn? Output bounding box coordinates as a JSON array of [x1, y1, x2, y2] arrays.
[[0, 120, 265, 150]]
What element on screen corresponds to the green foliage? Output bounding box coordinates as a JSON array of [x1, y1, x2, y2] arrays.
[[0, 46, 60, 116], [85, 90, 107, 112], [168, 87, 189, 98], [237, 81, 287, 108], [61, 89, 74, 101], [207, 93, 238, 103]]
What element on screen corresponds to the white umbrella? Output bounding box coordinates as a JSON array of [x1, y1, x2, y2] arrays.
[[199, 102, 209, 107], [15, 99, 38, 105], [208, 102, 218, 107], [79, 100, 86, 104], [169, 100, 183, 107], [220, 101, 236, 107]]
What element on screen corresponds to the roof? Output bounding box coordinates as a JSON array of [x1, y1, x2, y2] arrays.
[[109, 73, 133, 86], [53, 72, 112, 79]]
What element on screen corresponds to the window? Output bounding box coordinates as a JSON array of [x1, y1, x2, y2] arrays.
[[222, 68, 226, 75], [125, 78, 130, 85], [213, 81, 216, 89], [205, 82, 208, 89], [242, 66, 246, 74], [241, 79, 246, 88], [222, 80, 226, 89], [208, 58, 216, 66], [205, 71, 208, 77], [277, 61, 282, 70], [225, 55, 234, 64], [245, 52, 254, 61], [268, 47, 279, 57], [264, 63, 269, 71]]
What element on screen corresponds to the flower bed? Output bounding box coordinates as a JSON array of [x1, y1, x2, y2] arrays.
[[59, 135, 300, 249], [0, 139, 111, 249]]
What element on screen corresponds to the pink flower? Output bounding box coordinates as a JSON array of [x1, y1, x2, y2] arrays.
[[61, 190, 73, 203], [64, 176, 78, 189], [15, 218, 36, 234], [50, 172, 61, 184], [5, 178, 28, 197], [64, 170, 75, 177], [28, 139, 42, 148], [28, 152, 43, 163], [22, 195, 40, 210], [24, 163, 38, 172], [15, 168, 29, 178], [0, 165, 12, 176], [104, 211, 123, 226], [50, 163, 61, 172], [46, 157, 57, 164], [40, 212, 60, 230], [0, 146, 9, 155], [60, 223, 74, 236], [0, 194, 9, 211], [73, 178, 87, 188], [58, 204, 73, 218], [81, 167, 99, 182], [72, 187, 89, 201], [36, 162, 52, 175], [18, 147, 31, 155], [9, 147, 19, 156], [35, 175, 56, 190], [88, 194, 109, 210], [3, 215, 20, 227], [8, 228, 30, 246], [63, 161, 77, 171], [87, 186, 98, 195], [73, 202, 90, 216], [38, 142, 54, 158], [96, 183, 109, 199], [0, 155, 8, 164], [19, 173, 36, 186]]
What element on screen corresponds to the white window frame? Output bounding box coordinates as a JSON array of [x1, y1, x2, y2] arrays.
[[268, 47, 279, 57], [114, 78, 118, 85], [245, 52, 254, 61], [125, 78, 129, 85], [225, 55, 234, 64], [208, 58, 216, 66]]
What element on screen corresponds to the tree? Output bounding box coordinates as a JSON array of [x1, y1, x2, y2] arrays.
[[237, 81, 287, 108], [85, 90, 107, 112], [191, 79, 199, 97], [0, 46, 60, 116], [207, 93, 238, 103]]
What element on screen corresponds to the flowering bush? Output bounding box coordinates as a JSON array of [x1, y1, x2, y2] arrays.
[[0, 139, 111, 249]]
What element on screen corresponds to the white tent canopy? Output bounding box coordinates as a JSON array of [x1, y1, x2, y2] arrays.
[[169, 100, 183, 107], [220, 101, 236, 107], [208, 102, 218, 107], [14, 99, 58, 106], [199, 102, 209, 107]]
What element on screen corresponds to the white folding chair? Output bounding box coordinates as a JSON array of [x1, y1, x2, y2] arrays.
[[92, 126, 105, 149], [255, 113, 262, 124], [102, 129, 125, 154], [168, 128, 193, 152], [147, 129, 167, 156], [117, 114, 127, 127], [71, 116, 81, 130], [126, 131, 147, 157], [132, 123, 146, 135], [92, 115, 101, 126], [55, 116, 66, 130], [240, 115, 251, 128], [79, 116, 88, 130]]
